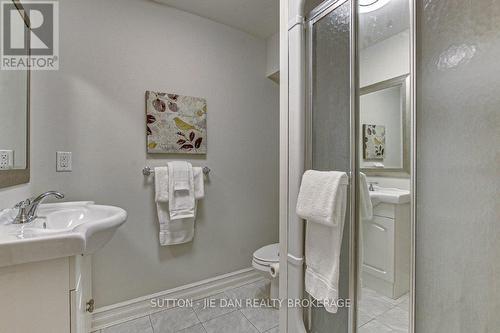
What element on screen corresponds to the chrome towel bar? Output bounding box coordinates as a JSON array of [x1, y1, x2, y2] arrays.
[[142, 166, 210, 177]]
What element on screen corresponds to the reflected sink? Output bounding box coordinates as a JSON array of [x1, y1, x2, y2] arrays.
[[0, 201, 127, 267], [369, 186, 410, 206]]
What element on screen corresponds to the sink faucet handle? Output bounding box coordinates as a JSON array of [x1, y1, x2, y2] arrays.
[[14, 198, 31, 209], [368, 181, 379, 191], [12, 191, 64, 224], [13, 199, 32, 224]]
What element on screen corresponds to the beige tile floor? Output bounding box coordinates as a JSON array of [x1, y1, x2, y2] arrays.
[[358, 287, 409, 333], [94, 282, 408, 333], [94, 279, 279, 333]]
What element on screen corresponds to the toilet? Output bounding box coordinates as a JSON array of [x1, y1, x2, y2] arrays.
[[252, 243, 280, 301]]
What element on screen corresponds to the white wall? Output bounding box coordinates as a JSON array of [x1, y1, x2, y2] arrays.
[[360, 29, 410, 87], [360, 86, 403, 169], [266, 32, 279, 79], [0, 0, 279, 308]]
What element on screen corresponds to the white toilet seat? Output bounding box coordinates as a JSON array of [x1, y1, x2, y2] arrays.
[[252, 243, 280, 303], [252, 243, 279, 271]]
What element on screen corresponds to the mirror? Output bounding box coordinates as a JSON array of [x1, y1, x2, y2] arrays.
[[356, 0, 412, 332], [360, 74, 410, 176], [0, 1, 30, 188]]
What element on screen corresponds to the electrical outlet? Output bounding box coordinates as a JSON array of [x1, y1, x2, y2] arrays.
[[0, 150, 14, 169], [56, 151, 72, 172]]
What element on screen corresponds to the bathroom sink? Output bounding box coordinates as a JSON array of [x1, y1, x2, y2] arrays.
[[369, 186, 410, 206], [0, 201, 127, 267]]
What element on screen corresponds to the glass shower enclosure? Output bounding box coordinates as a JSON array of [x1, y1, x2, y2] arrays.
[[306, 0, 356, 332]]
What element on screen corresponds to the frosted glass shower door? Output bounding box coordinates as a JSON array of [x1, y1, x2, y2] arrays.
[[306, 0, 354, 332]]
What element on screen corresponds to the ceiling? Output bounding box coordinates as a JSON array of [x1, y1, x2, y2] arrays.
[[153, 0, 279, 39], [359, 0, 410, 49]]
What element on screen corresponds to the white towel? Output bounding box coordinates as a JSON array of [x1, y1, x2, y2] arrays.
[[154, 167, 205, 202], [296, 170, 348, 314], [154, 162, 205, 246], [154, 167, 169, 203], [296, 170, 348, 226], [359, 173, 373, 221], [358, 173, 373, 299], [168, 161, 195, 220], [192, 167, 205, 199], [156, 202, 196, 245]]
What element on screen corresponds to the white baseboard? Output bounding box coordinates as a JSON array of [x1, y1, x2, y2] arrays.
[[91, 268, 262, 331]]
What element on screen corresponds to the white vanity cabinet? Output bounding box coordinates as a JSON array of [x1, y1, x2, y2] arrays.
[[362, 201, 411, 299], [0, 255, 92, 333]]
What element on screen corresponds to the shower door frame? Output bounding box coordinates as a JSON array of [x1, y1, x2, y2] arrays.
[[305, 1, 417, 332], [304, 0, 358, 331], [280, 0, 417, 332]]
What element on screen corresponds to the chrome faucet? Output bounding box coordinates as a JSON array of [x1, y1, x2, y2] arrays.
[[13, 191, 65, 224], [368, 182, 379, 192]]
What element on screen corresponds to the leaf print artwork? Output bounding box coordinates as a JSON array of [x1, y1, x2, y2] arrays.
[[153, 99, 166, 112], [194, 137, 202, 149], [146, 91, 207, 154], [362, 124, 385, 160], [168, 101, 178, 112], [147, 115, 156, 124], [180, 144, 194, 150]]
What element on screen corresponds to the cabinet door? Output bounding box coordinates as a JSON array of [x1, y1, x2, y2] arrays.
[[362, 216, 395, 282], [0, 258, 70, 333]]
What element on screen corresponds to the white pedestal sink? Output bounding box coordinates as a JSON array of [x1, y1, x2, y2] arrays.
[[0, 201, 127, 267], [0, 201, 127, 333], [368, 186, 410, 206]]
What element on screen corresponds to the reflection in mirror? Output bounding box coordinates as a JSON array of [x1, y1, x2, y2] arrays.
[[0, 1, 30, 188], [360, 75, 409, 174], [0, 65, 28, 170], [357, 0, 412, 332]]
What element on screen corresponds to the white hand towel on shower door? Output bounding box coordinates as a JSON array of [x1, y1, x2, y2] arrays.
[[168, 161, 195, 220], [358, 172, 373, 299], [296, 170, 348, 313], [359, 172, 373, 221], [296, 170, 348, 226]]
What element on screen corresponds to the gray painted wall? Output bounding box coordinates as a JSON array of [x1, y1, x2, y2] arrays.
[[0, 0, 279, 308], [416, 1, 500, 331]]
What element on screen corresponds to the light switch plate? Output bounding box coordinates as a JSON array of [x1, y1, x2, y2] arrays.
[[56, 151, 72, 172], [0, 150, 14, 169]]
